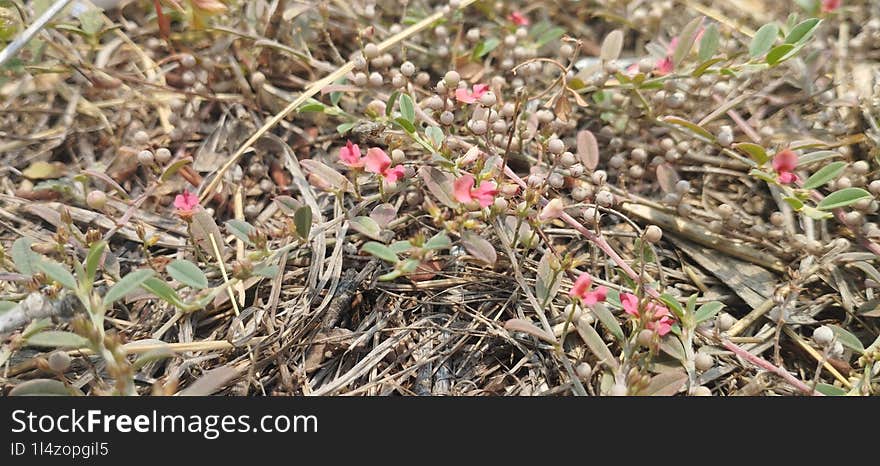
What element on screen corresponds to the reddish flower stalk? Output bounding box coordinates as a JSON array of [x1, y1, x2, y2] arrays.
[[721, 339, 822, 396]]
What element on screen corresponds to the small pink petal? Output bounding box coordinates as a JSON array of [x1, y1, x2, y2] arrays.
[[654, 57, 673, 76], [471, 181, 498, 207], [773, 149, 798, 173], [569, 273, 592, 299], [621, 293, 640, 317], [453, 174, 476, 203], [339, 140, 363, 168], [822, 0, 841, 13], [777, 171, 799, 185], [383, 165, 405, 183], [509, 11, 530, 26], [174, 191, 199, 212], [455, 88, 477, 104], [472, 84, 490, 99], [364, 147, 391, 175]]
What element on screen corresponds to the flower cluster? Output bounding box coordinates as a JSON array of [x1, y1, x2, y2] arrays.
[[339, 140, 405, 183], [620, 293, 674, 336]]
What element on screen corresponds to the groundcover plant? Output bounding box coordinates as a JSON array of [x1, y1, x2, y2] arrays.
[[0, 0, 878, 396]]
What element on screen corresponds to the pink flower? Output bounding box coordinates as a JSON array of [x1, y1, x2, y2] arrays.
[[339, 140, 364, 168], [455, 84, 490, 104], [364, 148, 405, 182], [174, 190, 200, 220], [773, 149, 799, 185], [569, 273, 608, 306], [652, 28, 704, 76], [453, 173, 498, 207], [620, 293, 674, 336], [509, 11, 529, 26], [539, 198, 565, 221], [822, 0, 841, 13]]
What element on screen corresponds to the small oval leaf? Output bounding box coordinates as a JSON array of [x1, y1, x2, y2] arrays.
[[802, 161, 847, 190], [817, 188, 872, 211], [749, 23, 779, 58], [362, 241, 399, 263], [600, 29, 624, 61], [504, 319, 556, 344], [576, 130, 599, 170], [167, 259, 209, 289], [461, 231, 497, 266], [104, 269, 155, 305], [9, 379, 81, 396], [26, 330, 89, 348]]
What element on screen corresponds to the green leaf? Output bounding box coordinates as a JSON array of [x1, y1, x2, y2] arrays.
[[797, 150, 841, 167], [815, 383, 847, 396], [362, 241, 399, 263], [637, 369, 688, 396], [386, 91, 400, 117], [25, 330, 88, 348], [141, 277, 186, 308], [695, 301, 725, 323], [424, 232, 451, 251], [662, 116, 715, 141], [749, 23, 779, 58], [389, 240, 414, 254], [749, 168, 778, 184], [336, 121, 356, 135], [785, 18, 821, 44], [398, 258, 420, 273], [660, 293, 686, 321], [691, 57, 725, 77], [160, 158, 192, 182], [394, 116, 416, 133], [78, 7, 104, 36], [461, 231, 496, 265], [473, 37, 500, 58], [592, 303, 625, 342], [36, 260, 77, 290], [104, 269, 154, 305], [253, 263, 279, 278], [733, 143, 768, 165], [293, 206, 312, 239], [575, 317, 619, 371], [536, 251, 560, 305], [802, 161, 847, 190], [698, 23, 720, 62], [425, 126, 444, 148], [765, 43, 796, 65], [535, 26, 565, 48], [9, 379, 81, 396], [167, 260, 208, 290], [22, 318, 52, 339], [350, 216, 383, 241], [84, 240, 107, 283], [399, 93, 415, 123], [817, 188, 872, 211], [11, 237, 39, 275], [225, 219, 255, 246], [828, 325, 864, 354], [298, 101, 326, 113], [784, 196, 805, 210], [802, 205, 833, 220], [673, 16, 704, 68]]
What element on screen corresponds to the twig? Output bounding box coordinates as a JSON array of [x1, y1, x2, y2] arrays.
[[0, 292, 81, 335], [720, 339, 822, 396]]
